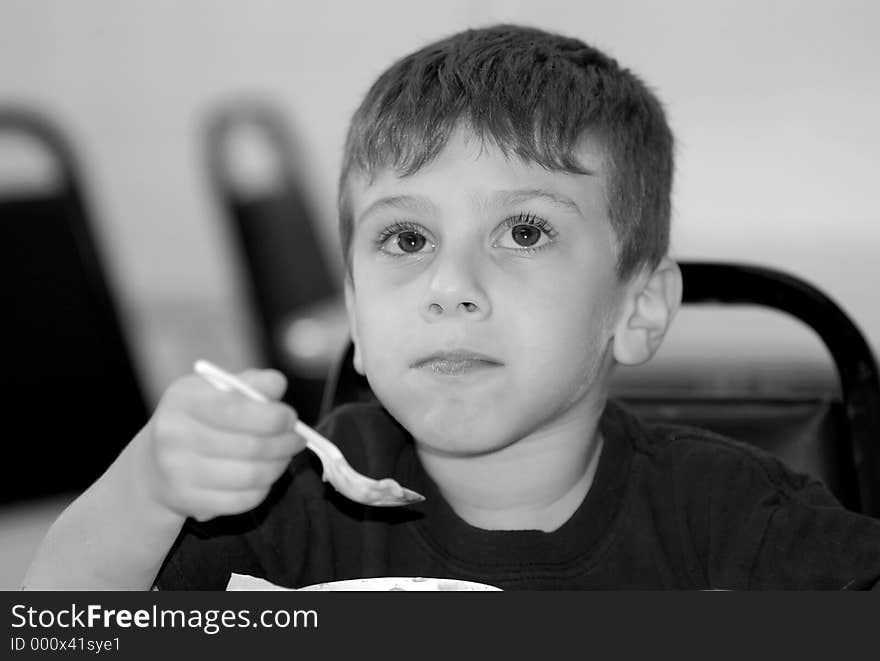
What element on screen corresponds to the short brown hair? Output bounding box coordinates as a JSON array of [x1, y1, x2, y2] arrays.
[[339, 24, 674, 278]]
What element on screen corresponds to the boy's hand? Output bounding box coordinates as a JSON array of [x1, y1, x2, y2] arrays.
[[139, 369, 305, 522]]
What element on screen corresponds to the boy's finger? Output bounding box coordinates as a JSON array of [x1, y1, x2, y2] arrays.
[[234, 369, 288, 401], [187, 419, 306, 461], [189, 488, 269, 521], [190, 389, 298, 435], [189, 456, 291, 491]]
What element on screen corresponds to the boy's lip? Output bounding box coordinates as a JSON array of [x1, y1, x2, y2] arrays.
[[411, 350, 504, 376]]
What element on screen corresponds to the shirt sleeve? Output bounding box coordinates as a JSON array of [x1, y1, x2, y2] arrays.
[[690, 438, 880, 590], [749, 484, 880, 590]]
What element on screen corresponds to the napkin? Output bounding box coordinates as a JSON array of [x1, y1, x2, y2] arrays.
[[226, 573, 293, 590]]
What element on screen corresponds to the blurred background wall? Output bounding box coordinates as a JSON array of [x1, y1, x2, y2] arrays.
[[1, 0, 878, 587]]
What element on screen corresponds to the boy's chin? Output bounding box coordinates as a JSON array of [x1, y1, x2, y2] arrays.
[[401, 413, 528, 458], [411, 434, 518, 459]]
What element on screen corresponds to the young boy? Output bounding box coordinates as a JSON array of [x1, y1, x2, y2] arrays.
[[25, 24, 880, 590]]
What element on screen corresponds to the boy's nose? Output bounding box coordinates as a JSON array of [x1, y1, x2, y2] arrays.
[[420, 249, 491, 322], [425, 300, 483, 317]]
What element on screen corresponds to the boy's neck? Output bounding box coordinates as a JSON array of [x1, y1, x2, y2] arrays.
[[415, 398, 606, 533]]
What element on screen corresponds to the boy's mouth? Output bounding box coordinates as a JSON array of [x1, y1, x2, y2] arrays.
[[411, 350, 503, 376]]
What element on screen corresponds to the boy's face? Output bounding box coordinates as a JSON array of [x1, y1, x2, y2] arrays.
[[344, 128, 627, 456]]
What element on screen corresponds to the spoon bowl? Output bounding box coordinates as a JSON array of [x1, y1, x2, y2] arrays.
[[194, 360, 425, 507]]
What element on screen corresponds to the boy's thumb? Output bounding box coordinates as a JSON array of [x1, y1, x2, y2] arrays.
[[236, 368, 288, 401]]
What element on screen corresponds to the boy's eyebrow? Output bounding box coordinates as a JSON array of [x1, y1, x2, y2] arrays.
[[356, 195, 436, 224], [356, 189, 584, 224], [491, 188, 584, 216]]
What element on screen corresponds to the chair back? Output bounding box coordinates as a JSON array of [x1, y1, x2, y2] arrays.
[[0, 108, 148, 503], [203, 100, 342, 424]]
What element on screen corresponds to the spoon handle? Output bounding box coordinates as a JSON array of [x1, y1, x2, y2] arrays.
[[193, 360, 337, 457]]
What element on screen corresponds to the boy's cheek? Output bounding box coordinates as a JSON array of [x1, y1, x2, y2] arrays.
[[351, 257, 423, 295], [354, 309, 412, 361], [354, 278, 424, 323], [373, 261, 433, 290]]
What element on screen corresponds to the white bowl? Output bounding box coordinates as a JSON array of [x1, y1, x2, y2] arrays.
[[297, 576, 501, 591]]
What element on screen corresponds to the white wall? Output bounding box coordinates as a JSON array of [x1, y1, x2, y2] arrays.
[[1, 0, 878, 400]]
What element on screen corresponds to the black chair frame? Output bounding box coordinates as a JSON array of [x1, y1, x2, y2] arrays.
[[679, 262, 880, 516], [1, 107, 149, 502], [203, 100, 340, 424]]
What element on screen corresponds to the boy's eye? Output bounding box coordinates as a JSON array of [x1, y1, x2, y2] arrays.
[[376, 222, 435, 256], [510, 224, 542, 247], [493, 213, 557, 251], [396, 231, 427, 253]]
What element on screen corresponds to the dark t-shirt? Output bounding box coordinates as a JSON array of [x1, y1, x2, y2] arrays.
[[154, 400, 880, 590]]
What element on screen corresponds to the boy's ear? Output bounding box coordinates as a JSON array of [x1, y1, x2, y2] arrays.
[[343, 278, 365, 376], [612, 256, 682, 366]]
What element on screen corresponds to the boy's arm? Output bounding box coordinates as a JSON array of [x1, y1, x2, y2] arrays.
[[23, 369, 303, 591], [22, 427, 186, 590], [681, 437, 880, 590]]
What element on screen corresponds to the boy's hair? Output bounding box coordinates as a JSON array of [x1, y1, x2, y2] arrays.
[[339, 24, 674, 278]]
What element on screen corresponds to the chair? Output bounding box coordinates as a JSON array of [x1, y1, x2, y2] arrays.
[[0, 107, 149, 503], [203, 100, 345, 425], [318, 262, 880, 518]]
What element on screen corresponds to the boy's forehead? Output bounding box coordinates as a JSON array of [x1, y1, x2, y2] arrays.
[[345, 130, 608, 221]]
